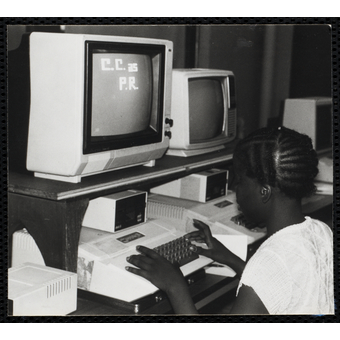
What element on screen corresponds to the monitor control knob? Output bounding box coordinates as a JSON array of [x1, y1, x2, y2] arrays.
[[165, 118, 174, 127], [164, 131, 172, 139]]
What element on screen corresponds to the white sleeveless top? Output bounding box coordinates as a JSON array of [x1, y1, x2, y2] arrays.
[[237, 217, 334, 314]]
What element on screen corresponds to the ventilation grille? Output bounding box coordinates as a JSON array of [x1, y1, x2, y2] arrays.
[[227, 109, 236, 137], [46, 277, 73, 299], [147, 201, 185, 221], [13, 229, 40, 252], [12, 229, 45, 267]]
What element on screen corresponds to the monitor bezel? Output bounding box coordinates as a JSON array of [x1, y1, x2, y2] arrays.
[[167, 69, 237, 157], [188, 76, 229, 145], [83, 40, 166, 154]]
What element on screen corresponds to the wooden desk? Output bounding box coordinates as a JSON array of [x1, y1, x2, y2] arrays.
[[8, 146, 235, 272]]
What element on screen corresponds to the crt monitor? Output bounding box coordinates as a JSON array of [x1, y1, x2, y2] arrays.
[[282, 97, 332, 155], [26, 32, 173, 183], [166, 68, 237, 157]]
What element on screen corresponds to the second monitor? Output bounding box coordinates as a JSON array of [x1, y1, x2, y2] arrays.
[[166, 68, 237, 157]]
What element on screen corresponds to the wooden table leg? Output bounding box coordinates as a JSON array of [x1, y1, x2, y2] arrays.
[[9, 193, 89, 272]]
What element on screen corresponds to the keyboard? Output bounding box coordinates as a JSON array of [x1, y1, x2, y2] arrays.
[[153, 235, 199, 266], [78, 219, 213, 302]]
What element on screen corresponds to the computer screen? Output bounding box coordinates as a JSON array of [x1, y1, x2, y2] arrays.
[[91, 54, 152, 136], [83, 42, 166, 153], [189, 78, 224, 142], [167, 69, 237, 157], [26, 33, 173, 182]]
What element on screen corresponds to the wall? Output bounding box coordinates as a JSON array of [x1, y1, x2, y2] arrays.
[[289, 25, 332, 98], [63, 25, 187, 68], [195, 25, 266, 138], [195, 25, 294, 137], [7, 25, 188, 68], [194, 25, 331, 137]]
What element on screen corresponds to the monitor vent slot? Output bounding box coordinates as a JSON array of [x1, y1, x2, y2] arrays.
[[46, 277, 72, 298], [227, 109, 236, 137]]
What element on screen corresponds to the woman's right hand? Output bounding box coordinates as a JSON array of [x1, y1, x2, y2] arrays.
[[186, 219, 246, 276]]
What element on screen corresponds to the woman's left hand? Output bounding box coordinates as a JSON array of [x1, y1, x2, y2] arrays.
[[125, 245, 187, 295]]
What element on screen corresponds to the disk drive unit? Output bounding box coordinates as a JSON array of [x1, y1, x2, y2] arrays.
[[82, 190, 147, 233], [151, 169, 228, 203], [8, 262, 77, 316]]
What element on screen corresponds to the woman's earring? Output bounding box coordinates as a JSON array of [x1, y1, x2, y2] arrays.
[[261, 186, 271, 203]]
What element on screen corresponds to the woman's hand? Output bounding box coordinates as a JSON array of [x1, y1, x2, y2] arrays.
[[186, 219, 233, 263], [125, 246, 198, 314], [125, 245, 187, 295], [186, 219, 246, 276]]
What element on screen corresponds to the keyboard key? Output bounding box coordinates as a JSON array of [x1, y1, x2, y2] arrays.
[[153, 235, 199, 266]]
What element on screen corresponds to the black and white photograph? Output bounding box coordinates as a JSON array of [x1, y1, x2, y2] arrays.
[[4, 17, 337, 327]]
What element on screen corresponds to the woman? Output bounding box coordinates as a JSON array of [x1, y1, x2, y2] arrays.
[[125, 127, 334, 314]]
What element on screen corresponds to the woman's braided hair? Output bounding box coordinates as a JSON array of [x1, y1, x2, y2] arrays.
[[233, 126, 319, 199]]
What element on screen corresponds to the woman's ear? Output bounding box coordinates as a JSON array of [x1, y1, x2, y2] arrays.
[[260, 185, 272, 203]]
